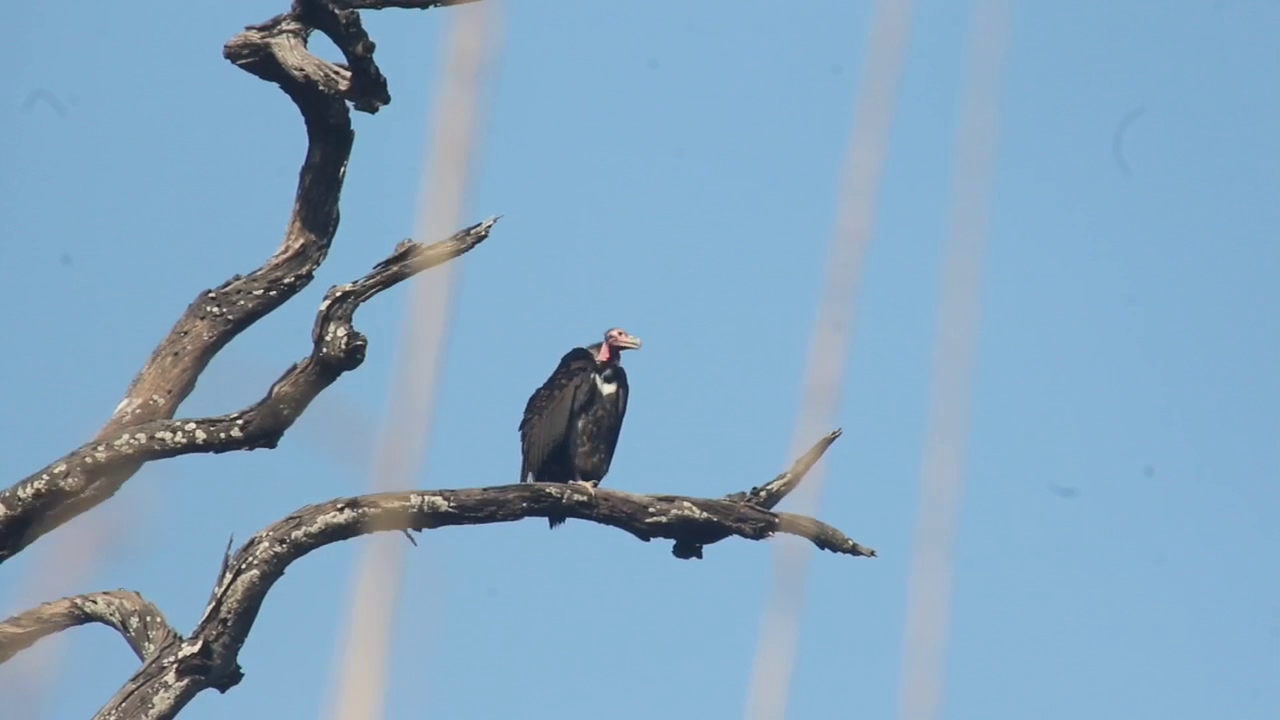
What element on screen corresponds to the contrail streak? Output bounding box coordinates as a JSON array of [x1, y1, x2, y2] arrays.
[[896, 3, 1010, 720], [326, 5, 500, 720], [743, 3, 916, 719]]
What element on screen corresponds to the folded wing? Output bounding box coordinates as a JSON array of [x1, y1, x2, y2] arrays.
[[519, 347, 597, 483]]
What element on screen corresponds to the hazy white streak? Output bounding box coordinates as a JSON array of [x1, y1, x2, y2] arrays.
[[743, 2, 915, 719], [895, 3, 1010, 720], [326, 6, 500, 720]]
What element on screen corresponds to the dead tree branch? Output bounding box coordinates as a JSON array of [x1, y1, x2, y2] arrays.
[[340, 0, 483, 9], [0, 591, 181, 666], [0, 218, 497, 564], [0, 432, 874, 720], [0, 0, 487, 563], [0, 2, 879, 719]]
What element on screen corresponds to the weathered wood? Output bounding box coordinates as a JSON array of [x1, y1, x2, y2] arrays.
[[0, 430, 872, 720], [0, 0, 496, 563], [0, 3, 877, 720], [0, 591, 181, 666]]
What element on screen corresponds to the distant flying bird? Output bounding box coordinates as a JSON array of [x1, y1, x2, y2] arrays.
[[519, 327, 642, 529]]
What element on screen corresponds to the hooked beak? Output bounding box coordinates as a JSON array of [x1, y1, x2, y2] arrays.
[[615, 334, 642, 350]]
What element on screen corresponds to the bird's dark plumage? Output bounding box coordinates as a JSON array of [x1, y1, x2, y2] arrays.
[[519, 328, 640, 529]]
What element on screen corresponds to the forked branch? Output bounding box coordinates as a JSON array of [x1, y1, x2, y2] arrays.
[[0, 0, 483, 563], [186, 431, 870, 692], [0, 219, 497, 562], [0, 431, 870, 720]]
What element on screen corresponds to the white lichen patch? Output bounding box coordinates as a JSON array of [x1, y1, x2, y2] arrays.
[[151, 429, 190, 445], [176, 637, 204, 661], [183, 422, 197, 431], [649, 501, 716, 525], [286, 505, 362, 544], [409, 494, 452, 514], [112, 433, 145, 451], [15, 479, 45, 500]]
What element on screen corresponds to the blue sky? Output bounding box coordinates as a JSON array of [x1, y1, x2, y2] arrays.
[[2, 0, 1278, 718]]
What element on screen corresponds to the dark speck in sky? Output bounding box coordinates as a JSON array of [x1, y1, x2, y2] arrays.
[[1048, 483, 1080, 499]]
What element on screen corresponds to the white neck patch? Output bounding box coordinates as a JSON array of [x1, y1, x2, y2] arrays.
[[594, 374, 619, 396]]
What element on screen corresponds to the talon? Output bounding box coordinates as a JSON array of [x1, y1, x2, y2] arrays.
[[569, 478, 599, 500]]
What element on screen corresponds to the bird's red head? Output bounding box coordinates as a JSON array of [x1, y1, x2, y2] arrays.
[[595, 327, 642, 363]]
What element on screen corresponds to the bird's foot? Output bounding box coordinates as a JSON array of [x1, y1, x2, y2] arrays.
[[569, 478, 599, 501]]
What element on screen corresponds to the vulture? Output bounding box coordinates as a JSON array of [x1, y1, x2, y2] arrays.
[[519, 327, 642, 529]]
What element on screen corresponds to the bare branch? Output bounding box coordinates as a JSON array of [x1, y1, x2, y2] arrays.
[[340, 0, 483, 9], [678, 429, 849, 558], [3, 3, 877, 720], [0, 219, 497, 564], [725, 428, 844, 510], [0, 591, 180, 666], [0, 0, 427, 562], [88, 435, 872, 720]]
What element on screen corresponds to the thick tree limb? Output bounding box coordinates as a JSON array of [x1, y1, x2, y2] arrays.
[[0, 0, 475, 563], [0, 591, 180, 666], [0, 219, 497, 567], [0, 433, 868, 719], [79, 431, 872, 720]]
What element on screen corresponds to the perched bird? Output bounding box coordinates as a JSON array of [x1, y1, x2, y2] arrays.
[[519, 327, 642, 529]]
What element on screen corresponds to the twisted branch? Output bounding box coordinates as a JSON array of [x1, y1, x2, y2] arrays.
[[0, 0, 484, 563], [2, 217, 497, 562]]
